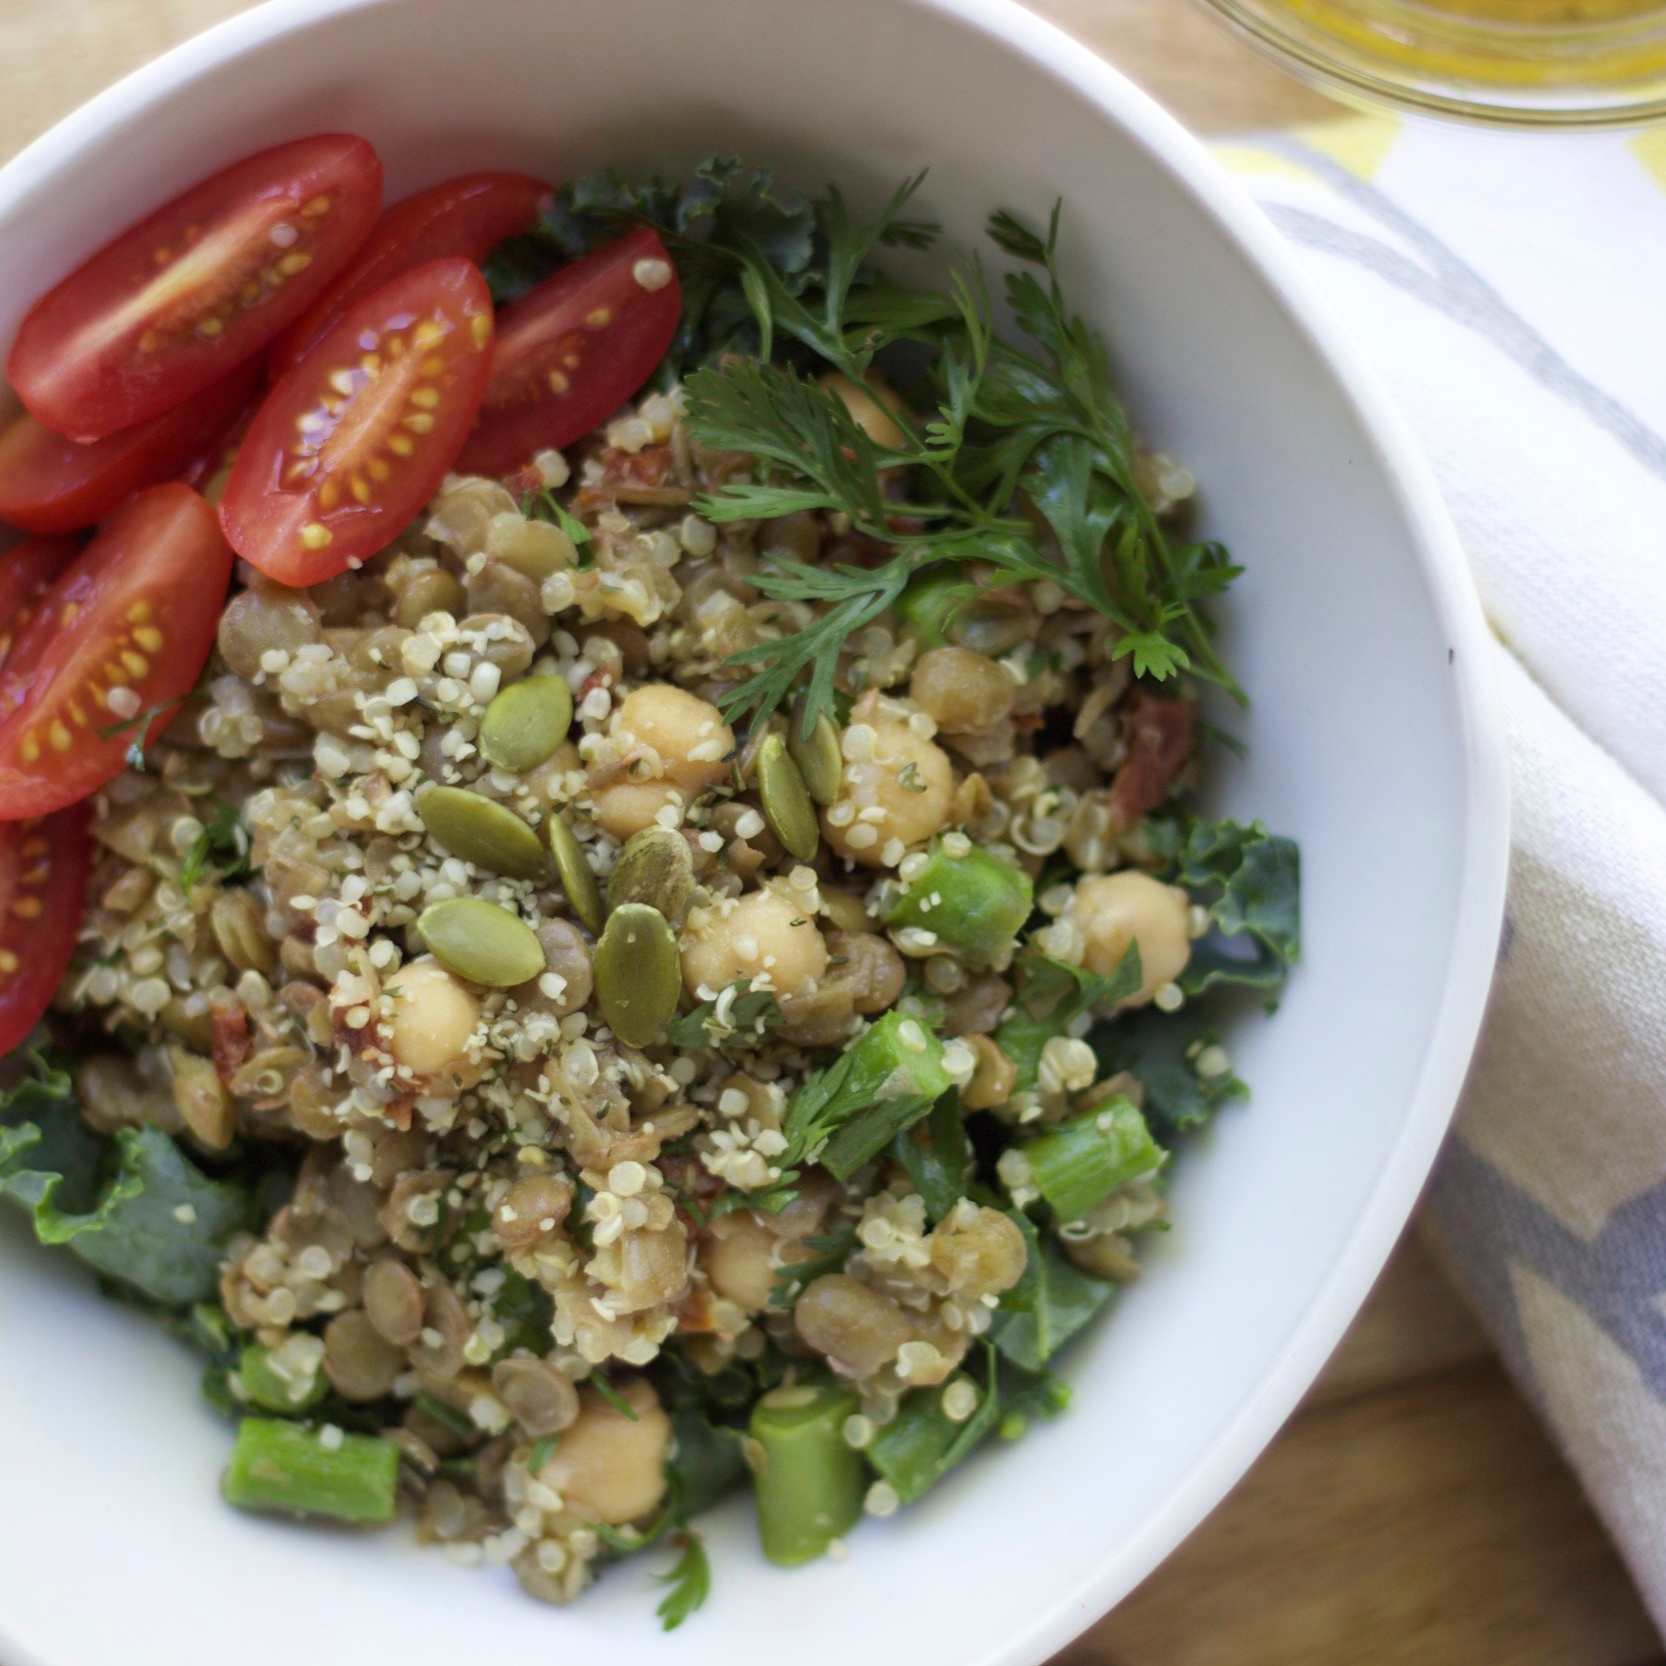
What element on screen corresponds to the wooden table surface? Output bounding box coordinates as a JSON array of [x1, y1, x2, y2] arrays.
[[1, 3, 1659, 1662]]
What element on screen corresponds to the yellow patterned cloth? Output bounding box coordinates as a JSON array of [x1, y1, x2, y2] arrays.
[[1223, 114, 1666, 1630]]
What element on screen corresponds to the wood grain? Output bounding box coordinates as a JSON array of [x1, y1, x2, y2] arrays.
[[0, 5, 1658, 1665]]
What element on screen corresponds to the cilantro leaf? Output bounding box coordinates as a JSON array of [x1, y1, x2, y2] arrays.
[[655, 1531, 711, 1632], [768, 1224, 858, 1311]]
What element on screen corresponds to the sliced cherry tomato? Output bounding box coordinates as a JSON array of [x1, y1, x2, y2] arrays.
[[8, 135, 383, 441], [456, 225, 679, 478], [0, 804, 93, 1055], [268, 171, 551, 375], [0, 537, 79, 672], [0, 362, 258, 534], [220, 259, 495, 587], [0, 485, 232, 818]]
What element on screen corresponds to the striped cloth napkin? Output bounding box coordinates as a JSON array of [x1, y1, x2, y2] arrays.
[[1216, 115, 1666, 1624]]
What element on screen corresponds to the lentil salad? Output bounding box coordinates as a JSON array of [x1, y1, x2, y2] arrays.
[[0, 148, 1299, 1622]]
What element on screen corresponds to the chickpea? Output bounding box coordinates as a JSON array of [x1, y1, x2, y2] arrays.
[[620, 684, 733, 787], [794, 1274, 914, 1377], [822, 717, 955, 866], [591, 684, 735, 840], [1066, 871, 1191, 1006], [590, 779, 680, 841], [381, 958, 483, 1088], [681, 888, 828, 999], [820, 371, 908, 450], [537, 1379, 671, 1526], [910, 647, 1017, 735]]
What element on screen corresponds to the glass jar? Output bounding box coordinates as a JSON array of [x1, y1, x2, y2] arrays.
[[1192, 0, 1666, 126]]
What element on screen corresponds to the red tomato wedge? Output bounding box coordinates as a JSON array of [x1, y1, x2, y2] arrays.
[[456, 226, 679, 478], [0, 804, 93, 1055], [8, 135, 383, 441], [0, 362, 258, 534], [269, 171, 551, 375], [220, 259, 495, 587], [0, 537, 79, 671], [0, 485, 232, 818]]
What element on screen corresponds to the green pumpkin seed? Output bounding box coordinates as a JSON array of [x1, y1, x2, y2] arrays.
[[758, 733, 820, 861], [417, 786, 548, 881], [479, 676, 573, 773], [417, 897, 546, 987], [606, 827, 695, 925], [593, 903, 681, 1048], [787, 698, 843, 807], [547, 811, 604, 936]]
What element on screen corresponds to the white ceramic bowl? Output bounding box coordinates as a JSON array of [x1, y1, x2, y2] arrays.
[[0, 2, 1509, 1663]]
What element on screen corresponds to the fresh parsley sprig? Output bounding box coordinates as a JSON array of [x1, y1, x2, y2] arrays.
[[675, 191, 1244, 732], [654, 1531, 711, 1632]]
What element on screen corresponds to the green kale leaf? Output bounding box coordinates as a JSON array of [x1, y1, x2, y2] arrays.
[[0, 1049, 258, 1307]]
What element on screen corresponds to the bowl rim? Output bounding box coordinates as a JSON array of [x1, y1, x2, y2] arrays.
[[0, 2, 1511, 1662]]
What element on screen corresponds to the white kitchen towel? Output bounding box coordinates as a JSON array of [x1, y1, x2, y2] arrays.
[[1218, 117, 1666, 1622]]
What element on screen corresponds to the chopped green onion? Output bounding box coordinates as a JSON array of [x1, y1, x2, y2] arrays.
[[236, 1344, 325, 1415], [1022, 1097, 1166, 1224], [790, 1009, 954, 1180], [867, 1366, 998, 1504], [885, 845, 1033, 968], [222, 1418, 400, 1524], [748, 1380, 865, 1566]]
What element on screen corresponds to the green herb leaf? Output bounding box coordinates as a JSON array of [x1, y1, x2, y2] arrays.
[[588, 1375, 640, 1421], [1093, 1007, 1247, 1141], [655, 1531, 712, 1632], [487, 1268, 554, 1358], [890, 1089, 968, 1222], [0, 1049, 258, 1307], [990, 1208, 1117, 1370], [666, 1407, 747, 1520], [1149, 816, 1301, 1000], [767, 1224, 858, 1311], [527, 1434, 561, 1473], [995, 942, 1142, 1093], [664, 983, 783, 1052], [519, 486, 593, 547], [179, 803, 250, 894], [997, 1365, 1073, 1440], [413, 1392, 478, 1443]]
